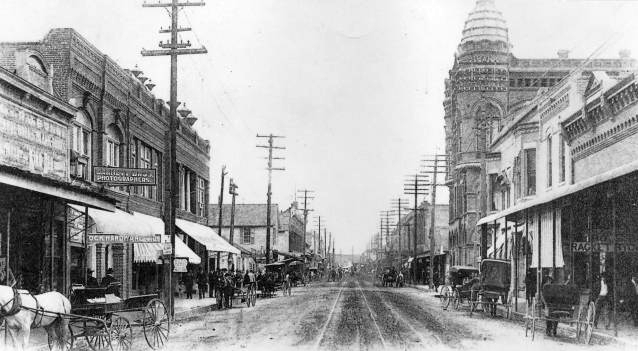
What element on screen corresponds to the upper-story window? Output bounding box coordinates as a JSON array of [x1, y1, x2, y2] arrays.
[[547, 135, 553, 187], [197, 177, 206, 217], [71, 111, 92, 180], [105, 125, 123, 167], [524, 148, 536, 196], [26, 55, 47, 75], [242, 227, 254, 245], [132, 139, 160, 201]]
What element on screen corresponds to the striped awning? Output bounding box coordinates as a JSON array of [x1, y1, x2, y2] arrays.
[[134, 238, 201, 264]]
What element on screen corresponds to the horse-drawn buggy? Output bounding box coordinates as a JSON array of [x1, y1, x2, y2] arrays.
[[0, 282, 169, 351], [468, 259, 512, 318], [525, 283, 595, 344], [440, 265, 479, 311], [65, 283, 169, 351], [381, 266, 397, 287], [214, 273, 257, 309]]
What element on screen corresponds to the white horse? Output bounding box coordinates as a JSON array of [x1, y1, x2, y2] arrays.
[[0, 285, 71, 351]]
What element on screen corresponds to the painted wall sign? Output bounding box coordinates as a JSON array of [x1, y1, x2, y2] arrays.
[[571, 241, 638, 253], [0, 99, 68, 180], [93, 167, 156, 185], [87, 234, 161, 243], [173, 258, 188, 273]]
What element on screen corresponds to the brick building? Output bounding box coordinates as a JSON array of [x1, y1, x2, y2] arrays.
[[1, 28, 215, 297], [444, 0, 635, 267], [278, 202, 306, 255]]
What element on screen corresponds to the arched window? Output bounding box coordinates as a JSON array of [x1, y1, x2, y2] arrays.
[[26, 55, 47, 74], [71, 111, 92, 179], [105, 124, 123, 167]]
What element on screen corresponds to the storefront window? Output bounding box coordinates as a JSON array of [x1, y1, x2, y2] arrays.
[[197, 177, 206, 217]]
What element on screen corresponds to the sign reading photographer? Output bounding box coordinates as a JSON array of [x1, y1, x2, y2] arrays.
[[93, 167, 157, 185], [87, 234, 162, 244]]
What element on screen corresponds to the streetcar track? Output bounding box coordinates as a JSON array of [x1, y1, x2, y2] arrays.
[[314, 283, 345, 350], [356, 281, 388, 349], [373, 289, 442, 345]]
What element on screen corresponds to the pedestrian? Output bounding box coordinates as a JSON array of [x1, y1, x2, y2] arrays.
[[183, 269, 194, 299], [223, 273, 234, 307], [621, 274, 638, 327], [196, 267, 207, 299], [208, 269, 216, 298], [524, 268, 537, 306], [542, 275, 557, 336], [594, 272, 613, 329], [85, 268, 98, 288]]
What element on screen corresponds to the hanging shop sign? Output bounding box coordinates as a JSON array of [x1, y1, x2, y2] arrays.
[[87, 234, 161, 244], [163, 242, 173, 255], [571, 241, 638, 253], [173, 258, 188, 273], [93, 167, 157, 185]]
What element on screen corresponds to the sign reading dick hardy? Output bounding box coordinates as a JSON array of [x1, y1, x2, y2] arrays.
[[93, 167, 157, 185]]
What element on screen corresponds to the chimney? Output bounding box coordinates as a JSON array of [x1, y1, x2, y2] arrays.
[[557, 50, 569, 59]]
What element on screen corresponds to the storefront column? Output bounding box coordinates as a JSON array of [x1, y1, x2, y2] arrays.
[[513, 217, 519, 312], [552, 201, 556, 279], [96, 244, 104, 279], [536, 210, 542, 301], [525, 210, 529, 272], [611, 185, 618, 337], [492, 220, 497, 258]]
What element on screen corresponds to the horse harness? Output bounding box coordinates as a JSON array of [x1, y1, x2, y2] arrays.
[[0, 288, 47, 328]]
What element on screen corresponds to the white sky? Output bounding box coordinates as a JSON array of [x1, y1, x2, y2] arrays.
[[2, 0, 638, 254]]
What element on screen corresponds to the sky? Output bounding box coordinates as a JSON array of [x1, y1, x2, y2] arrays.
[[2, 0, 638, 254]]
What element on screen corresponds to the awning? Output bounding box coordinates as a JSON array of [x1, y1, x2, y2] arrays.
[[477, 157, 638, 226], [69, 204, 162, 242], [175, 218, 240, 255], [134, 238, 201, 265], [0, 168, 114, 211]]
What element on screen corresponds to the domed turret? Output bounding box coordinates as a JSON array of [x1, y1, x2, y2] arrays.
[[458, 0, 509, 55]]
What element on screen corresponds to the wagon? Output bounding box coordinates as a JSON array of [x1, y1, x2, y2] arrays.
[[468, 259, 512, 318], [440, 265, 479, 311], [56, 283, 169, 351], [230, 282, 257, 308], [524, 283, 595, 344]]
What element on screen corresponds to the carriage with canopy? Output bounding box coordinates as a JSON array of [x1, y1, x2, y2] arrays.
[[525, 283, 595, 344], [439, 265, 479, 310], [468, 259, 512, 318]]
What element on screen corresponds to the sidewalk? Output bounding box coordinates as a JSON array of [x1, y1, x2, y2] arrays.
[[407, 284, 638, 348]]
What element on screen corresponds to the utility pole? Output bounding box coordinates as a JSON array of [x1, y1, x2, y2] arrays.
[[228, 178, 239, 245], [332, 237, 335, 267], [257, 134, 285, 263], [297, 189, 314, 257], [215, 166, 227, 271], [314, 216, 322, 255], [142, 0, 207, 319], [324, 228, 327, 259], [390, 198, 408, 268], [328, 232, 332, 268], [404, 174, 429, 282], [421, 154, 448, 289], [379, 211, 395, 258]]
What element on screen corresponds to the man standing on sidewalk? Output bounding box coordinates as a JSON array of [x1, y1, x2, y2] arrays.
[[197, 267, 208, 299], [594, 273, 613, 329]]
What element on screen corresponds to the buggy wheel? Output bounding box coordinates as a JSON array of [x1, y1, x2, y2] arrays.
[[440, 286, 450, 310], [453, 290, 461, 310], [110, 316, 133, 351], [48, 324, 74, 351], [583, 301, 595, 345], [85, 320, 113, 351], [143, 299, 170, 350]]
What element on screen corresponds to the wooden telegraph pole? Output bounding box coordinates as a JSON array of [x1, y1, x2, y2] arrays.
[[421, 154, 448, 289], [390, 198, 408, 268], [228, 178, 238, 244], [296, 189, 314, 256], [215, 166, 228, 270], [142, 0, 207, 319], [256, 134, 285, 263], [404, 174, 429, 283]]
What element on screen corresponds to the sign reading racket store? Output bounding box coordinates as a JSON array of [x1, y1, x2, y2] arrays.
[[87, 234, 162, 244], [93, 166, 157, 185]]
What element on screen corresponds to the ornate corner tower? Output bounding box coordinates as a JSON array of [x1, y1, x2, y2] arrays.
[[445, 0, 510, 266]]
